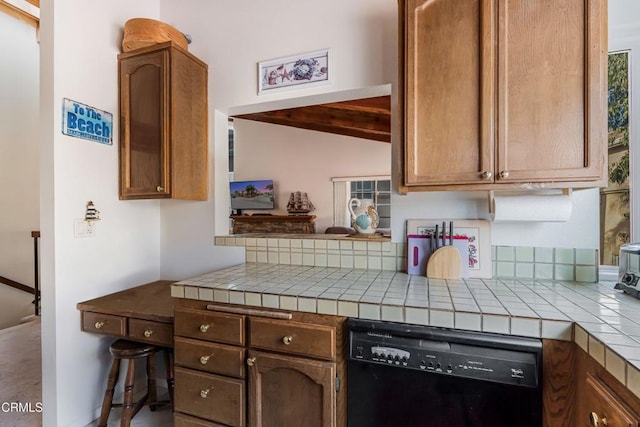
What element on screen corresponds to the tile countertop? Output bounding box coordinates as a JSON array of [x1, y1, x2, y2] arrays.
[[170, 262, 640, 398]]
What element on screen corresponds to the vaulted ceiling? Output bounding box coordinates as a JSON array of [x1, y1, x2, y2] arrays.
[[3, 2, 391, 144], [232, 95, 391, 143], [0, 0, 39, 27]]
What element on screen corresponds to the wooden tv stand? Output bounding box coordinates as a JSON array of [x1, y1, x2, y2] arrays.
[[230, 215, 316, 234]]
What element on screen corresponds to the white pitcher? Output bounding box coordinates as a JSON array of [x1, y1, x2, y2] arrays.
[[348, 198, 379, 235]]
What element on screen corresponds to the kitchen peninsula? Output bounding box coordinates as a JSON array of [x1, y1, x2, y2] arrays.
[[171, 262, 640, 426]]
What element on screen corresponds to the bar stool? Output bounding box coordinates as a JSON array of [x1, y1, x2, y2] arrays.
[[97, 339, 173, 427]]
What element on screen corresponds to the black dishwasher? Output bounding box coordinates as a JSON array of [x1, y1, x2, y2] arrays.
[[347, 318, 542, 427]]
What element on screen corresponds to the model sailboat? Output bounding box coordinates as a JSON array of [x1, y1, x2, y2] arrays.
[[287, 191, 315, 214]]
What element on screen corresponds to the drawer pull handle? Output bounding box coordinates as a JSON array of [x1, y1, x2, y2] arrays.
[[94, 321, 107, 329], [199, 353, 214, 365], [199, 323, 212, 333], [200, 387, 213, 399], [156, 185, 164, 192], [143, 329, 153, 338], [246, 357, 256, 367], [499, 170, 509, 179], [589, 412, 607, 427], [481, 171, 492, 180], [283, 336, 293, 345]]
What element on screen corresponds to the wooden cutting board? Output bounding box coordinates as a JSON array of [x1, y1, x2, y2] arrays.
[[426, 246, 462, 279]]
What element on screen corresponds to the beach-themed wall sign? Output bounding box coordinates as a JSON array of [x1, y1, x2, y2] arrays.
[[62, 98, 113, 145]]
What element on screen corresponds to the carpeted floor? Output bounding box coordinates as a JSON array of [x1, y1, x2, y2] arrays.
[[0, 316, 42, 427]]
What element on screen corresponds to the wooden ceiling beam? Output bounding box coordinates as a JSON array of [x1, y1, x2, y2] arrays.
[[236, 113, 391, 143], [241, 105, 389, 133], [0, 0, 39, 27], [234, 95, 391, 143], [323, 96, 390, 113]]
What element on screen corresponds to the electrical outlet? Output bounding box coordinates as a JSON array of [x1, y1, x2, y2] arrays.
[[74, 219, 96, 238]]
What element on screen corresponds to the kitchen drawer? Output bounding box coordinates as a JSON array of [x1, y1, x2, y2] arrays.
[[175, 308, 245, 345], [249, 317, 336, 360], [81, 311, 126, 337], [175, 413, 228, 427], [175, 336, 245, 378], [583, 373, 640, 427], [128, 318, 173, 347], [175, 366, 245, 427]]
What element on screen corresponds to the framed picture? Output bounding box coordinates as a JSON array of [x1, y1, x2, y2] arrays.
[[406, 219, 492, 279], [258, 49, 331, 94]]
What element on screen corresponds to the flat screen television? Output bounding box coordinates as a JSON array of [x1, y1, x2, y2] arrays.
[[230, 179, 275, 214]]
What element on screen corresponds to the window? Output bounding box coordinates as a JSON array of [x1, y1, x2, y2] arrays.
[[600, 21, 640, 281], [350, 179, 391, 229], [332, 176, 391, 230]]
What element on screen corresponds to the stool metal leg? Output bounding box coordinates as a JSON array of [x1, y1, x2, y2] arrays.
[[97, 357, 120, 427], [121, 359, 136, 427]]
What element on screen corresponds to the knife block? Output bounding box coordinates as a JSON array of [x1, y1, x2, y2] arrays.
[[426, 246, 462, 279], [407, 235, 469, 278]]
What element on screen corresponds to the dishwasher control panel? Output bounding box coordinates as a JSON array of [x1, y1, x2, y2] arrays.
[[350, 330, 540, 388]]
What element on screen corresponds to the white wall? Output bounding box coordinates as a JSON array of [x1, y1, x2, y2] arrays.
[[0, 13, 40, 328], [391, 188, 600, 248], [162, 0, 602, 251], [158, 0, 397, 277], [40, 2, 165, 426], [233, 119, 391, 232]]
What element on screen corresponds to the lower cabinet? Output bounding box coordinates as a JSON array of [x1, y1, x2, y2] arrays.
[[543, 339, 640, 427], [174, 366, 246, 426], [575, 346, 640, 427], [174, 412, 228, 427], [173, 299, 346, 427], [581, 373, 639, 427], [247, 350, 336, 427]]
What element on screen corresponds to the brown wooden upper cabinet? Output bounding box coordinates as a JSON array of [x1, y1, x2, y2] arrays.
[[400, 0, 608, 191], [118, 42, 208, 200]]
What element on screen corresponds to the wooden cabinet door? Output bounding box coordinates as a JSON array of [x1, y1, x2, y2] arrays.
[[119, 49, 170, 199], [247, 350, 336, 427], [578, 373, 640, 427], [496, 0, 607, 184], [404, 0, 495, 186]]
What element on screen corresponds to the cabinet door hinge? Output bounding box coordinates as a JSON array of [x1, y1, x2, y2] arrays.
[[335, 375, 341, 393]]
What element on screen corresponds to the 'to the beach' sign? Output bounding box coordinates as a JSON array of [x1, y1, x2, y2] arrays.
[[62, 98, 113, 145]]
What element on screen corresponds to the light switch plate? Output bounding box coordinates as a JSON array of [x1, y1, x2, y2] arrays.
[[74, 218, 95, 238]]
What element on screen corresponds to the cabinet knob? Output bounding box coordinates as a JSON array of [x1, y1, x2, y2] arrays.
[[156, 186, 164, 192], [94, 321, 106, 329], [589, 412, 608, 426], [282, 336, 293, 345], [143, 329, 153, 338], [199, 323, 212, 333], [481, 171, 492, 180], [200, 387, 213, 399], [246, 357, 256, 367], [499, 170, 509, 179], [200, 353, 214, 365]]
